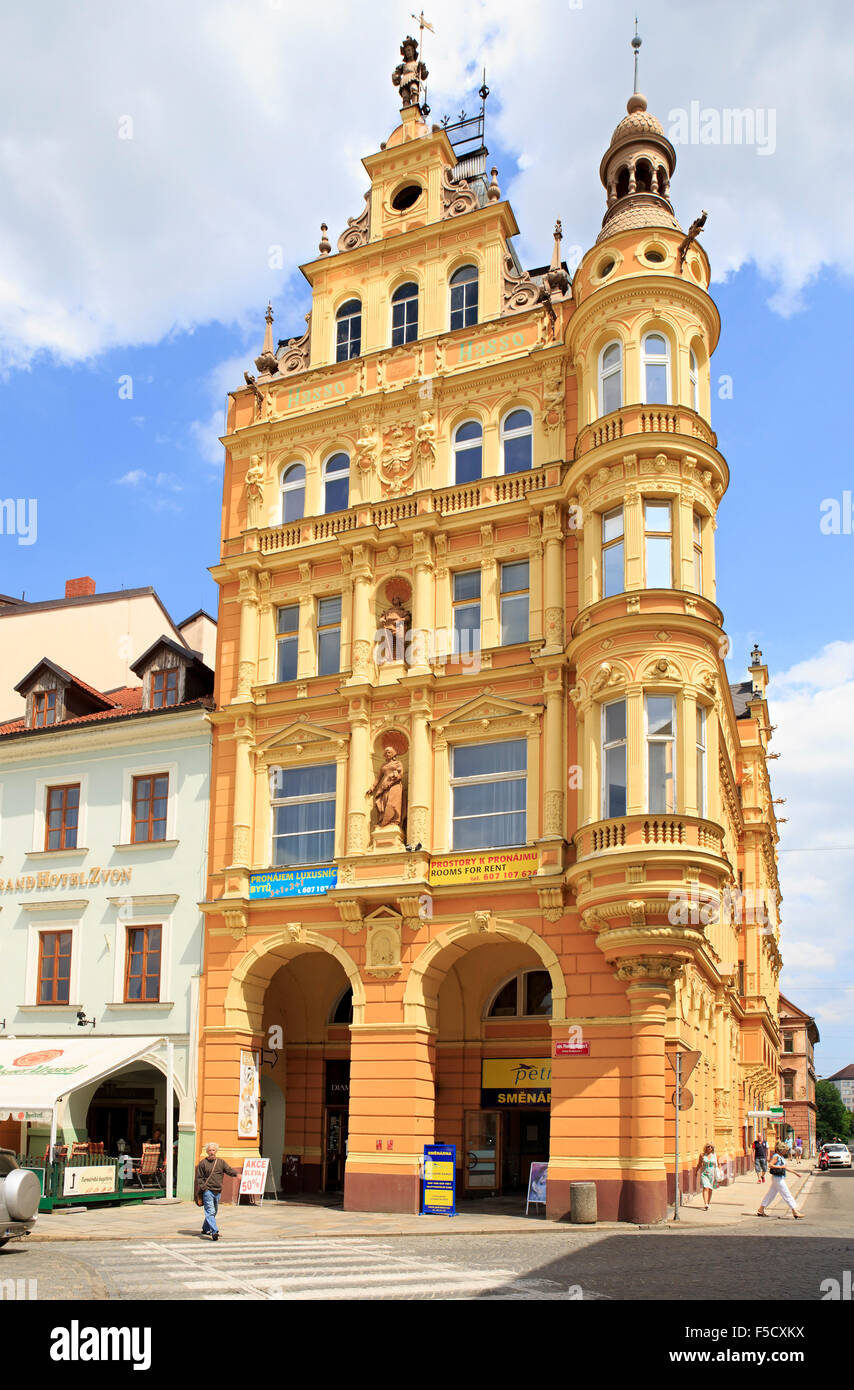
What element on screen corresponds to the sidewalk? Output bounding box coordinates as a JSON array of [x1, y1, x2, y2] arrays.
[[668, 1164, 813, 1227]]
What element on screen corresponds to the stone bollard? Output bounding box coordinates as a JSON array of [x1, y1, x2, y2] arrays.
[[569, 1180, 597, 1224]]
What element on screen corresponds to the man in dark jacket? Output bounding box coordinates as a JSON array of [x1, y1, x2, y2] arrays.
[[195, 1142, 238, 1241], [752, 1135, 769, 1183]]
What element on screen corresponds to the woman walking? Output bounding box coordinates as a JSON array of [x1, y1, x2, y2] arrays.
[[757, 1142, 803, 1219], [695, 1142, 719, 1209]]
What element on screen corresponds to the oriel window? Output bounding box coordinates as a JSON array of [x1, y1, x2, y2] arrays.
[[646, 695, 676, 813], [644, 500, 673, 587], [602, 699, 627, 818], [602, 507, 625, 597], [642, 332, 671, 405]]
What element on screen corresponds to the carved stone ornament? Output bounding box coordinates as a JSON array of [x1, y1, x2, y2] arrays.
[[538, 888, 564, 922], [591, 661, 621, 694], [380, 422, 417, 496], [502, 253, 540, 313], [442, 165, 478, 219], [614, 954, 686, 983], [245, 455, 266, 530], [338, 192, 371, 252], [414, 409, 437, 469], [278, 314, 311, 375], [355, 420, 379, 474], [286, 923, 303, 944], [223, 908, 248, 941], [366, 919, 402, 977]]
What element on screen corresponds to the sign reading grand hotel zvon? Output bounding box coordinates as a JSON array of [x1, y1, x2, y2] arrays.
[[0, 866, 133, 893]]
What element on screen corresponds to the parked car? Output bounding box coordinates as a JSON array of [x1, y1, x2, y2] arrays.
[[0, 1149, 40, 1246], [821, 1143, 852, 1168]]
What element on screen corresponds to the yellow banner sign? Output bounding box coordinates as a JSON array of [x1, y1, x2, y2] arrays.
[[482, 1059, 552, 1091], [429, 849, 539, 887]]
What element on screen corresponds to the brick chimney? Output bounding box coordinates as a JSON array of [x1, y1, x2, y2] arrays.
[[65, 577, 96, 599]]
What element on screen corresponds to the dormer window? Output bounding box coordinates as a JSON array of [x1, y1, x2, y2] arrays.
[[150, 669, 179, 708], [33, 691, 58, 727]]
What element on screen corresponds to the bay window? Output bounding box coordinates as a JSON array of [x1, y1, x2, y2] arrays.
[[602, 699, 627, 818], [646, 695, 676, 812]]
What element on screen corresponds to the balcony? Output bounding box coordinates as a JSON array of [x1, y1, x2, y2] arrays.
[[576, 404, 717, 457], [253, 464, 561, 556], [574, 813, 725, 860]]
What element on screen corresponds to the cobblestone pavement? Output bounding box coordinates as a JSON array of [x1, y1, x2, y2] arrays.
[[1, 1167, 848, 1302]]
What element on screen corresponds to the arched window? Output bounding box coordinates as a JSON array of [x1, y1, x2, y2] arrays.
[[453, 419, 482, 484], [598, 341, 622, 416], [689, 348, 699, 411], [641, 332, 671, 405], [449, 264, 478, 331], [335, 299, 361, 362], [616, 166, 630, 199], [322, 452, 349, 513], [486, 969, 553, 1018], [280, 462, 306, 523], [501, 408, 533, 474], [635, 159, 652, 193], [391, 281, 418, 346], [330, 986, 354, 1024]]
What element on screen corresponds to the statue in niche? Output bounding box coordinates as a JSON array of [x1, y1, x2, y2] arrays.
[[375, 593, 411, 664], [245, 455, 266, 529], [368, 745, 406, 829]]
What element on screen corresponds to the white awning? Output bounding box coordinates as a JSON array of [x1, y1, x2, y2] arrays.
[[0, 1036, 166, 1120]]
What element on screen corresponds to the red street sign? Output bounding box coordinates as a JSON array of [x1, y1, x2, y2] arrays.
[[554, 1042, 590, 1057]]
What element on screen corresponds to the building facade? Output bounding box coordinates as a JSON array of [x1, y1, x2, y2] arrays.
[[777, 994, 819, 1154], [0, 636, 213, 1198], [198, 38, 784, 1221], [825, 1064, 854, 1115]]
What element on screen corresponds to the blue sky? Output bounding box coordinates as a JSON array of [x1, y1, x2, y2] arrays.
[[0, 0, 851, 1086]]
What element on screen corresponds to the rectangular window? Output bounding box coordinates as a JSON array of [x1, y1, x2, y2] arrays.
[[782, 1034, 794, 1054], [451, 739, 526, 850], [131, 773, 169, 843], [602, 507, 625, 597], [646, 695, 676, 813], [696, 706, 706, 817], [317, 596, 342, 676], [453, 570, 481, 656], [271, 764, 336, 866], [38, 930, 72, 1004], [602, 699, 627, 818], [276, 604, 300, 683], [644, 500, 672, 588], [693, 512, 703, 594], [45, 784, 80, 851], [151, 669, 179, 708], [33, 691, 57, 727], [782, 1076, 794, 1101], [500, 561, 529, 645], [125, 925, 162, 1002]]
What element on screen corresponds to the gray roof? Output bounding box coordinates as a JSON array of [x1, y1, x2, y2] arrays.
[[729, 680, 756, 719]]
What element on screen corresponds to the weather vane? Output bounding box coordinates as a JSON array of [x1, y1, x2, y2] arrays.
[[632, 17, 642, 93], [411, 11, 434, 115]]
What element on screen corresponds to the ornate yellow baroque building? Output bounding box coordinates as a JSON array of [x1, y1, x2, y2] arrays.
[[198, 37, 784, 1221]]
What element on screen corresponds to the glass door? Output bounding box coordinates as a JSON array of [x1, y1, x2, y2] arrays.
[[464, 1110, 501, 1193], [322, 1107, 348, 1192]]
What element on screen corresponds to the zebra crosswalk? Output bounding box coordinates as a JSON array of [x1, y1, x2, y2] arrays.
[[91, 1238, 586, 1300]]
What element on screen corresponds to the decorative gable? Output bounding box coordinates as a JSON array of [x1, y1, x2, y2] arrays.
[[432, 690, 542, 741]]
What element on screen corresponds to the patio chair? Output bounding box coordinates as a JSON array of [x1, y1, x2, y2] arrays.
[[69, 1141, 90, 1158], [134, 1142, 164, 1188], [43, 1144, 68, 1162], [89, 1141, 105, 1155]]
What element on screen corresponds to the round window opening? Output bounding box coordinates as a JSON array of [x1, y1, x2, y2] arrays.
[[391, 183, 423, 212], [598, 259, 615, 278], [645, 247, 666, 264]]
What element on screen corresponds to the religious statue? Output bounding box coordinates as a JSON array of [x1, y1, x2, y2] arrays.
[[375, 593, 411, 664], [245, 455, 265, 529], [367, 745, 406, 828], [392, 35, 428, 109], [355, 420, 378, 473]]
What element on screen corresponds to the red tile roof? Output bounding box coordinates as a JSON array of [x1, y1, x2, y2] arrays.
[[0, 685, 210, 738]]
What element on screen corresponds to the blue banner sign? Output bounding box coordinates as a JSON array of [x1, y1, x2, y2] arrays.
[[249, 866, 339, 899], [422, 1143, 456, 1216]]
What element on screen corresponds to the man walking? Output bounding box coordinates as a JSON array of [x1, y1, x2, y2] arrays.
[[752, 1134, 769, 1183], [195, 1142, 238, 1242]]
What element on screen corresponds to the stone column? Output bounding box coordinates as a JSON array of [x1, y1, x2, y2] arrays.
[[348, 547, 374, 685], [624, 487, 643, 590], [623, 972, 672, 1222], [408, 696, 431, 850], [231, 724, 254, 866], [236, 569, 259, 701], [410, 555, 434, 676], [542, 679, 565, 838], [677, 495, 695, 591], [626, 682, 645, 814], [344, 1023, 436, 1214], [347, 700, 371, 855], [541, 506, 564, 653]]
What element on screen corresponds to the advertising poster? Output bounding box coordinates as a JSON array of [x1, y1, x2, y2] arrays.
[[62, 1164, 116, 1197], [238, 1049, 260, 1139], [428, 848, 539, 887], [422, 1143, 456, 1215], [238, 1156, 270, 1198]]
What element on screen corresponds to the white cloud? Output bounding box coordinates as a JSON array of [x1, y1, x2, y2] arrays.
[[0, 0, 851, 372], [114, 469, 146, 486]]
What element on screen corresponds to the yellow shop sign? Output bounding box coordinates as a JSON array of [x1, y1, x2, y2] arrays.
[[428, 849, 539, 887], [481, 1058, 551, 1108]]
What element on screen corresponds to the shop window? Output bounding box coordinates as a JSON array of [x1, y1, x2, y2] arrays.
[[271, 763, 336, 866], [276, 604, 299, 683], [486, 969, 553, 1018], [602, 699, 627, 818], [45, 783, 80, 850], [131, 773, 169, 843], [391, 282, 419, 345], [336, 299, 361, 362], [317, 596, 342, 676], [281, 463, 306, 523], [125, 925, 162, 1003], [602, 507, 625, 597], [501, 408, 533, 474], [38, 930, 72, 1004], [453, 419, 482, 484], [451, 739, 526, 850], [500, 560, 529, 645], [449, 264, 478, 331]]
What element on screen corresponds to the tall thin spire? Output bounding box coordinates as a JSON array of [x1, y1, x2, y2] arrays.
[[632, 18, 642, 95]]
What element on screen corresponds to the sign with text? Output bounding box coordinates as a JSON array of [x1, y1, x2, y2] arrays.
[[249, 866, 338, 899], [238, 1157, 270, 1198], [0, 865, 133, 894], [428, 849, 539, 887], [481, 1058, 551, 1107], [553, 1041, 590, 1057], [237, 1050, 259, 1139], [422, 1143, 456, 1216], [62, 1164, 116, 1197]]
